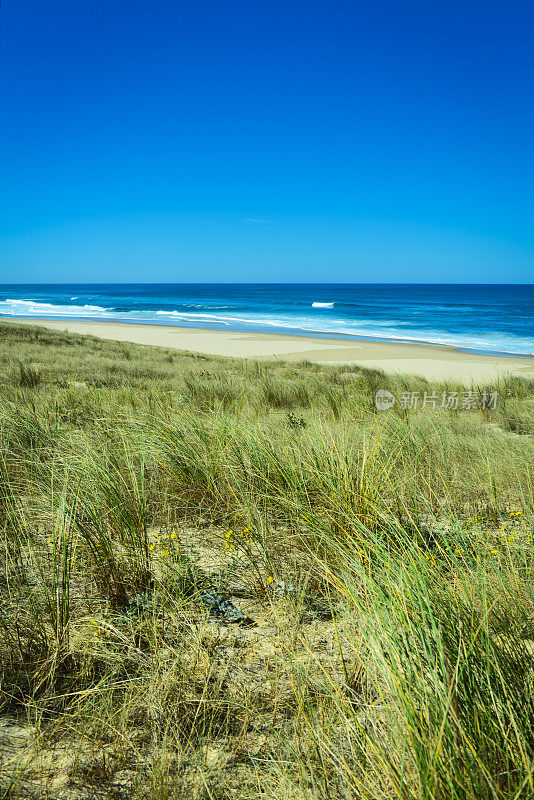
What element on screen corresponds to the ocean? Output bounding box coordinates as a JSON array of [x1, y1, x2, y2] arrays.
[[0, 284, 533, 357]]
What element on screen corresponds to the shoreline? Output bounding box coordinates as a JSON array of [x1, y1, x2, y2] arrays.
[[4, 317, 534, 382]]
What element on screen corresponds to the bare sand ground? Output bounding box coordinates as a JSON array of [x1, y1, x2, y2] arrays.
[[6, 318, 534, 382]]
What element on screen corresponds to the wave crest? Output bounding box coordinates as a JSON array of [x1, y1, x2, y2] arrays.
[[0, 299, 110, 316]]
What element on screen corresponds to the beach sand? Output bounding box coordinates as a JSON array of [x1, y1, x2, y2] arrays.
[[6, 318, 534, 382]]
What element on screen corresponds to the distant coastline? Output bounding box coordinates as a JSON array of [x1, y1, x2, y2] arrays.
[[2, 313, 533, 360]]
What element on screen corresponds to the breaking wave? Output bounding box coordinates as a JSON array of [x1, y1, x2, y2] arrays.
[[0, 299, 111, 317]]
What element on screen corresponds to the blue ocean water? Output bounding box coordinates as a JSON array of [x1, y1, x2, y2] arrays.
[[0, 284, 533, 357]]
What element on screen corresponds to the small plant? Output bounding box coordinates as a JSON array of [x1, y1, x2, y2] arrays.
[[286, 411, 307, 429], [123, 589, 154, 618]]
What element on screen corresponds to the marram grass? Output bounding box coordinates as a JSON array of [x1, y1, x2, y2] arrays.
[[0, 320, 533, 799]]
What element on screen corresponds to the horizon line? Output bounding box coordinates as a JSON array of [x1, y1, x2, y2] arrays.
[[1, 281, 533, 287]]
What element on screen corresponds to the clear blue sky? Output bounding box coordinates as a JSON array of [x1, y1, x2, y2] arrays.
[[1, 0, 533, 283]]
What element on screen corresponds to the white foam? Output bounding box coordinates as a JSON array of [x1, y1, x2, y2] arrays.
[[312, 302, 334, 308], [0, 299, 111, 317]]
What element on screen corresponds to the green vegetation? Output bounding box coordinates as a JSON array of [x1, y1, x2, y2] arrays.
[[1, 320, 533, 799]]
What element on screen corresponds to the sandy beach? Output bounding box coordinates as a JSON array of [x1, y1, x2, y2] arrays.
[[6, 318, 534, 382]]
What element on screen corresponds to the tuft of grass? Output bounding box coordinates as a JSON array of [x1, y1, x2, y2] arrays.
[[17, 361, 42, 389]]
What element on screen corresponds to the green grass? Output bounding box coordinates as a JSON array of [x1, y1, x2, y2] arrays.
[[0, 319, 533, 799]]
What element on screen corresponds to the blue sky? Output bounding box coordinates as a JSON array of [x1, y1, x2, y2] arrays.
[[1, 0, 533, 283]]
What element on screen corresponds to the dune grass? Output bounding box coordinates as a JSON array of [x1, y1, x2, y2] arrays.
[[0, 319, 533, 799]]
